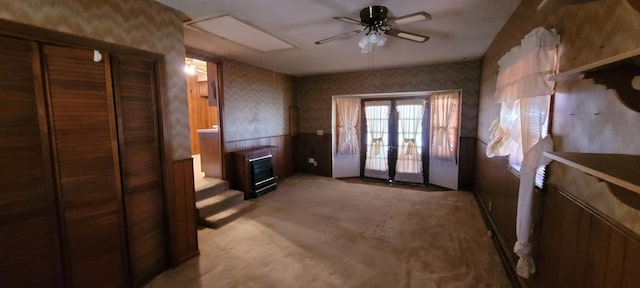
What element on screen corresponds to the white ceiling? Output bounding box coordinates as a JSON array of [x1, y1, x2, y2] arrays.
[[156, 0, 520, 76]]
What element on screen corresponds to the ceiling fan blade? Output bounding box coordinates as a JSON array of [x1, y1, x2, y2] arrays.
[[315, 30, 362, 45], [386, 29, 430, 43], [389, 11, 432, 25], [333, 17, 364, 25]]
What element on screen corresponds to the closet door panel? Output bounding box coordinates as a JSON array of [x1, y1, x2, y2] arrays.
[[113, 56, 168, 285], [0, 36, 62, 287], [43, 45, 128, 287]]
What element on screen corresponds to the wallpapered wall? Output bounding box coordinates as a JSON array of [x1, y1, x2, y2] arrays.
[[0, 0, 190, 160], [297, 61, 481, 138], [222, 59, 295, 142], [478, 0, 640, 234]]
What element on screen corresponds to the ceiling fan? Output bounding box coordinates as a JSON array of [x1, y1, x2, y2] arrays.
[[315, 5, 432, 52]]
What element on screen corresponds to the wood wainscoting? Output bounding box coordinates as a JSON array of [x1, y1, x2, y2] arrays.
[[532, 185, 640, 287], [475, 139, 640, 287], [166, 158, 199, 266], [294, 133, 332, 177], [223, 135, 293, 180], [475, 139, 520, 286], [458, 137, 477, 190]]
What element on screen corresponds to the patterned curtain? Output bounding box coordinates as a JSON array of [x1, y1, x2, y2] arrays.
[[336, 97, 360, 157], [430, 91, 460, 163]]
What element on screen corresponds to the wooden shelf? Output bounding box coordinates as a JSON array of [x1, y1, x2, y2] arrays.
[[551, 47, 640, 80], [550, 48, 640, 113], [544, 152, 640, 194], [537, 0, 599, 10]]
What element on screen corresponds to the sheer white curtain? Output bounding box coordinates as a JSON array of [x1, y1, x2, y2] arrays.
[[395, 99, 426, 183], [430, 91, 460, 163], [485, 27, 559, 279], [364, 101, 391, 179], [336, 97, 360, 157]]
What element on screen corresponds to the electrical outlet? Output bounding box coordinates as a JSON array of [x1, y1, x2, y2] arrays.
[[316, 130, 323, 136]]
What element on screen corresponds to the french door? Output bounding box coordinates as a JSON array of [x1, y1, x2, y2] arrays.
[[361, 98, 428, 183]]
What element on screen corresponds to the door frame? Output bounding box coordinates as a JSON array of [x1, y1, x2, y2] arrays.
[[360, 96, 430, 184], [185, 47, 226, 179]]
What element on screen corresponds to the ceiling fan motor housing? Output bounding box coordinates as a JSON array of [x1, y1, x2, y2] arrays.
[[360, 6, 390, 32]]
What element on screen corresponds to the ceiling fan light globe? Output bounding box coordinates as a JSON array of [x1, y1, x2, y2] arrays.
[[358, 36, 369, 48], [361, 44, 372, 53], [368, 32, 379, 43]]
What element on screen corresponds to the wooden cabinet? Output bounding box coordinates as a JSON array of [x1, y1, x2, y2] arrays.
[[112, 55, 169, 285], [43, 45, 129, 288], [197, 80, 208, 98], [198, 129, 222, 178], [231, 147, 277, 199], [0, 37, 178, 287], [0, 36, 64, 288]]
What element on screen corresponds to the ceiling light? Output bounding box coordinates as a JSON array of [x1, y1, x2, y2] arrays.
[[359, 31, 387, 53], [184, 63, 196, 75], [186, 14, 295, 52]]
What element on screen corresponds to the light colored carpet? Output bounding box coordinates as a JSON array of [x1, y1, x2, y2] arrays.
[[146, 174, 510, 288]]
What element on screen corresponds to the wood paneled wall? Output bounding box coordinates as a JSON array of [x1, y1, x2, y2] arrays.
[[475, 139, 640, 287], [475, 140, 520, 265], [294, 133, 332, 177], [223, 135, 293, 180], [166, 158, 199, 266], [532, 185, 640, 288], [458, 137, 477, 190]]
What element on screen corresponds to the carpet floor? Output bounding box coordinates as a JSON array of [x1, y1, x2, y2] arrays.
[[146, 174, 510, 288]]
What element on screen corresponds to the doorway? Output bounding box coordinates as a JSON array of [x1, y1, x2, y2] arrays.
[[331, 91, 462, 190], [362, 98, 428, 184], [184, 56, 223, 186]]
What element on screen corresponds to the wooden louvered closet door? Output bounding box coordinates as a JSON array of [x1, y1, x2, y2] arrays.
[[112, 55, 168, 286], [0, 36, 63, 287], [43, 45, 129, 287]]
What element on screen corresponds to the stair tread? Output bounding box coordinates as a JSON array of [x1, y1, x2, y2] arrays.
[[195, 190, 243, 209], [195, 179, 229, 193], [202, 201, 255, 224]]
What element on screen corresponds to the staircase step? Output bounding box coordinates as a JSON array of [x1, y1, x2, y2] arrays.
[[196, 190, 244, 218], [195, 179, 230, 201], [200, 201, 256, 228]]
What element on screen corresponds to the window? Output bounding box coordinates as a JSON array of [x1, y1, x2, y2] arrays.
[[503, 96, 551, 187], [429, 91, 460, 163], [487, 27, 559, 188]]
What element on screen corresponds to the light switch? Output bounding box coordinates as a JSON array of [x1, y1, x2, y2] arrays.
[[316, 130, 323, 136]]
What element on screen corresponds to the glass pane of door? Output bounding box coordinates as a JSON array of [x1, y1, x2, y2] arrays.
[[395, 99, 426, 183], [364, 101, 391, 179]]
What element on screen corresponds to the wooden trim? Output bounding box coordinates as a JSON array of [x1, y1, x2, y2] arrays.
[[225, 134, 292, 143], [167, 158, 199, 266]]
